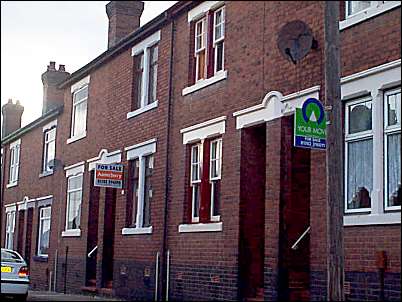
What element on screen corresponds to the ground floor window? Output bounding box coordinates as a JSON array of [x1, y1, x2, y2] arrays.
[[37, 206, 51, 257], [5, 211, 15, 249]]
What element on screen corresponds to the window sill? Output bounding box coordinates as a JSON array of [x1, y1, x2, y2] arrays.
[[344, 212, 401, 226], [121, 226, 153, 235], [67, 132, 87, 144], [182, 70, 227, 96], [178, 222, 223, 233], [340, 2, 401, 31], [61, 229, 81, 237], [32, 255, 48, 262], [127, 101, 158, 120], [6, 182, 18, 189], [39, 171, 54, 178]]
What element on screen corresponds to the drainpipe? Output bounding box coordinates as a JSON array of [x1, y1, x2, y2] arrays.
[[161, 15, 175, 302]]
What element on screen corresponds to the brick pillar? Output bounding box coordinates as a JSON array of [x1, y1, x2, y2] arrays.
[[41, 61, 70, 115], [106, 1, 144, 49], [1, 99, 24, 138]]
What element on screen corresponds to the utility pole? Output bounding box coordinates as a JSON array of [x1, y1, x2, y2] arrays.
[[324, 1, 344, 301]]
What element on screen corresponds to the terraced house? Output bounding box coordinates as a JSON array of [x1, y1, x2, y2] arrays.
[[1, 1, 401, 301]]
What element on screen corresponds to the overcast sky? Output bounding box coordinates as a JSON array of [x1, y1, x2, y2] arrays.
[[1, 1, 176, 130]]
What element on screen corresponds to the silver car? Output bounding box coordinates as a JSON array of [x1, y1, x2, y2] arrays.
[[1, 248, 29, 301]]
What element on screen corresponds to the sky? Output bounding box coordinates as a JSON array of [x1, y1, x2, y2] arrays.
[[1, 1, 177, 131]]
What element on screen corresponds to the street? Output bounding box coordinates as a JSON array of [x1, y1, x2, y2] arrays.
[[26, 291, 122, 301]]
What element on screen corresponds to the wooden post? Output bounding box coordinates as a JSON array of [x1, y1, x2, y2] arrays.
[[324, 1, 344, 301]]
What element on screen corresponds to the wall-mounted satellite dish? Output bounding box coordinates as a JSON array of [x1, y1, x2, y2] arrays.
[[277, 20, 317, 64]]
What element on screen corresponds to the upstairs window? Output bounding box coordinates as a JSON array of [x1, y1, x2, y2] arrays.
[[134, 53, 144, 110], [9, 139, 21, 186], [71, 85, 88, 138], [148, 44, 159, 105], [188, 138, 222, 223], [193, 6, 226, 83], [43, 127, 56, 173], [37, 206, 51, 257], [346, 1, 372, 16]]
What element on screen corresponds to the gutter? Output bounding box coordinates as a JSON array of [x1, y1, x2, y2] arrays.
[[1, 106, 63, 147]]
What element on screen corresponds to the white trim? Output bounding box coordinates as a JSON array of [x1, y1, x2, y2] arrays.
[[341, 59, 401, 85], [340, 1, 401, 31], [6, 182, 18, 189], [5, 204, 17, 213], [42, 119, 57, 132], [64, 161, 85, 177], [66, 131, 87, 144], [61, 229, 81, 237], [182, 70, 227, 96], [17, 201, 27, 211], [87, 149, 122, 171], [187, 1, 224, 22], [9, 139, 21, 148], [126, 139, 157, 160], [181, 116, 226, 145], [36, 195, 54, 201], [121, 226, 153, 235], [131, 31, 161, 56], [178, 222, 223, 233], [344, 213, 401, 226], [71, 75, 90, 93], [233, 86, 320, 129], [127, 100, 158, 120]]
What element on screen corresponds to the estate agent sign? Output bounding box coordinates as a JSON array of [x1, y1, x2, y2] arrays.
[[94, 163, 124, 188], [294, 97, 327, 150]]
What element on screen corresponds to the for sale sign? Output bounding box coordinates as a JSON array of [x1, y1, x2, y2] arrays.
[[94, 163, 124, 188]]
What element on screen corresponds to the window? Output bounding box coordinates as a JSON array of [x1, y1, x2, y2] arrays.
[[71, 85, 88, 138], [37, 207, 51, 257], [148, 44, 158, 105], [189, 138, 222, 223], [345, 97, 373, 212], [66, 174, 83, 230], [346, 1, 372, 16], [384, 88, 401, 210], [128, 30, 160, 119], [43, 128, 56, 173], [9, 140, 21, 185], [123, 138, 156, 234], [5, 211, 15, 249], [195, 17, 207, 81], [130, 154, 154, 228], [190, 144, 202, 222], [213, 7, 225, 74]]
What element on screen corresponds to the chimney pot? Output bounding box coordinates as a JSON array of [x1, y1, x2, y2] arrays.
[[58, 64, 65, 72], [48, 61, 56, 71]]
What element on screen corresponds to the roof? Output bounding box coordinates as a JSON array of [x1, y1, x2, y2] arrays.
[[59, 1, 195, 89], [1, 106, 63, 146]]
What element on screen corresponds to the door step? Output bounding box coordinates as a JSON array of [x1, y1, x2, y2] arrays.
[[81, 286, 97, 293]]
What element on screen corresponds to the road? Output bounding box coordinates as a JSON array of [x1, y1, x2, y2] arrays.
[[27, 290, 122, 301]]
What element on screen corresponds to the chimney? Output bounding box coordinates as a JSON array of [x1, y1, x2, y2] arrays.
[[41, 61, 70, 114], [106, 1, 144, 49], [1, 99, 24, 138]]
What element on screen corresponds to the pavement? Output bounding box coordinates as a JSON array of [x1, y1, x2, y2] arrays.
[[27, 290, 123, 301]]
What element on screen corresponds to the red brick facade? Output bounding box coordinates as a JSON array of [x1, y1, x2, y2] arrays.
[[1, 1, 400, 301]]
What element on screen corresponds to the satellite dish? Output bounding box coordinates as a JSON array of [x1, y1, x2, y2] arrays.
[[277, 20, 317, 64]]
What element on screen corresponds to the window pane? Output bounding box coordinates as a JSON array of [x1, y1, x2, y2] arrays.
[[349, 100, 372, 134], [131, 159, 139, 226], [211, 181, 221, 217], [73, 100, 87, 136], [39, 218, 50, 255], [68, 175, 82, 190], [348, 1, 371, 15], [134, 53, 144, 109], [387, 91, 401, 127], [148, 45, 158, 105], [387, 133, 401, 207], [73, 86, 88, 104], [192, 184, 200, 218], [215, 41, 224, 72], [347, 139, 373, 209], [197, 50, 206, 80], [143, 155, 154, 227]]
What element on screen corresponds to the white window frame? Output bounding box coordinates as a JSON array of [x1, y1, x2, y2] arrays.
[[8, 139, 21, 187], [345, 1, 375, 18], [344, 97, 374, 214], [210, 138, 222, 221], [122, 139, 156, 235], [70, 84, 88, 142], [195, 17, 207, 82], [65, 173, 83, 232], [43, 127, 56, 173], [190, 143, 202, 223], [384, 87, 401, 211], [341, 59, 401, 226], [213, 6, 225, 75], [5, 210, 16, 249], [37, 206, 51, 257], [128, 31, 161, 120]]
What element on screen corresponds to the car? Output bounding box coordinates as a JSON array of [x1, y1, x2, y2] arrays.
[[1, 248, 29, 301]]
